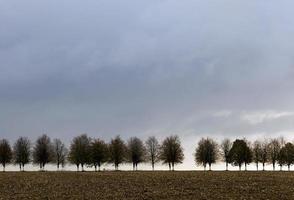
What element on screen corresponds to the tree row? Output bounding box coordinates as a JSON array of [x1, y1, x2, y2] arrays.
[[0, 134, 293, 172]]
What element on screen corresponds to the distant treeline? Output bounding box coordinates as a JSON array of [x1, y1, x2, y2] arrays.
[[0, 135, 293, 172]]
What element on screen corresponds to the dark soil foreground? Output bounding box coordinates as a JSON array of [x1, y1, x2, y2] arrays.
[[0, 171, 293, 200]]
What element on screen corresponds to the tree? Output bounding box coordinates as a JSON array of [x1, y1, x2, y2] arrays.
[[33, 134, 53, 170], [260, 140, 268, 171], [279, 142, 294, 171], [220, 139, 232, 171], [160, 135, 184, 171], [127, 137, 145, 171], [268, 138, 282, 171], [52, 138, 67, 170], [195, 138, 218, 171], [252, 140, 262, 171], [109, 136, 127, 170], [13, 137, 31, 171], [90, 139, 108, 171], [228, 139, 252, 171], [0, 139, 12, 172], [68, 134, 91, 171], [243, 140, 253, 170], [145, 136, 160, 170], [277, 146, 286, 171]]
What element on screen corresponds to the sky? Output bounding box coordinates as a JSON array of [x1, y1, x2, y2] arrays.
[[1, 0, 294, 170]]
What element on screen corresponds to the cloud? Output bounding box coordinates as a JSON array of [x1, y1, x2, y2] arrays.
[[213, 110, 233, 118], [241, 111, 294, 125]]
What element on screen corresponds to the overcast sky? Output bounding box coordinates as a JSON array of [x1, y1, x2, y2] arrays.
[[1, 0, 294, 169]]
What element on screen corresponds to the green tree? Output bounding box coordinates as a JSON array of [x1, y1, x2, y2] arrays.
[[195, 138, 219, 171], [160, 135, 184, 171], [13, 137, 31, 171], [228, 139, 252, 171], [68, 134, 91, 171], [0, 139, 12, 172]]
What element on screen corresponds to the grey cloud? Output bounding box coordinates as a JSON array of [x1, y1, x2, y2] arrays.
[[1, 0, 294, 156]]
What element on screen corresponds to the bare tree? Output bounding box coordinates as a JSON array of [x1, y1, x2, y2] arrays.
[[68, 134, 91, 172], [13, 137, 31, 171], [127, 137, 145, 171], [145, 136, 160, 170], [252, 140, 262, 171], [53, 138, 67, 170], [160, 135, 184, 171], [90, 139, 108, 171], [260, 140, 268, 171], [109, 136, 127, 170], [33, 134, 53, 171], [195, 138, 219, 171], [0, 139, 12, 172], [220, 139, 232, 171], [268, 138, 282, 171]]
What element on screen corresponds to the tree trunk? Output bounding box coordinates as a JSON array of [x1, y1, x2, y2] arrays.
[[152, 162, 154, 171], [19, 164, 22, 172], [226, 162, 228, 171], [263, 163, 265, 171], [256, 163, 258, 171], [209, 163, 211, 171], [239, 164, 241, 171], [288, 165, 290, 171], [245, 163, 247, 171], [168, 163, 171, 171]]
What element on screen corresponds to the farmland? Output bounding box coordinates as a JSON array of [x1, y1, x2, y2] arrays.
[[0, 171, 293, 199]]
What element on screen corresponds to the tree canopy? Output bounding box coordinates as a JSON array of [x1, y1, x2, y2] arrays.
[[127, 137, 146, 170], [0, 139, 12, 172], [160, 135, 184, 171], [13, 137, 31, 171], [68, 134, 91, 171], [90, 139, 109, 171], [33, 134, 53, 170], [228, 139, 252, 171], [195, 138, 218, 170], [109, 136, 127, 170]]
